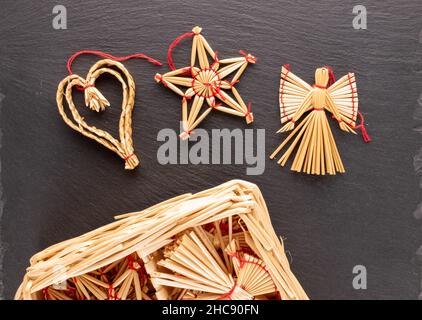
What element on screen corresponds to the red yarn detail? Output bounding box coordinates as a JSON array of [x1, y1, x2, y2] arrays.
[[313, 108, 324, 111], [244, 102, 252, 117], [220, 283, 238, 300], [227, 79, 239, 87], [180, 129, 193, 138], [313, 84, 327, 89], [323, 66, 336, 87], [239, 50, 257, 63], [354, 111, 371, 143], [66, 50, 162, 75], [347, 73, 357, 121], [76, 83, 94, 92], [213, 51, 219, 63], [42, 287, 50, 300], [191, 67, 222, 98], [155, 74, 168, 87], [219, 221, 229, 233], [280, 64, 290, 117], [124, 153, 135, 161], [107, 284, 120, 300], [211, 102, 222, 109], [167, 32, 196, 71], [219, 251, 279, 300]]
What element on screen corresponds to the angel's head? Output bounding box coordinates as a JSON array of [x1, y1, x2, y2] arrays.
[[315, 66, 335, 88], [314, 67, 330, 88]]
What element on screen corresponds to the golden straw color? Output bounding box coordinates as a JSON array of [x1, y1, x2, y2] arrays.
[[155, 26, 257, 140], [270, 65, 359, 175], [15, 180, 308, 300], [56, 59, 139, 170]]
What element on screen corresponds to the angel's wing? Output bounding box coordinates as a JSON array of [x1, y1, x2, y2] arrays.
[[327, 72, 358, 128], [279, 65, 312, 124]]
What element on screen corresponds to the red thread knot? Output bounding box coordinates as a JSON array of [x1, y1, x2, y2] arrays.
[[354, 111, 371, 143], [76, 84, 94, 92], [213, 51, 219, 63], [244, 102, 252, 117], [229, 80, 239, 87], [155, 74, 168, 87], [211, 102, 222, 109], [239, 50, 257, 63], [124, 153, 135, 161]]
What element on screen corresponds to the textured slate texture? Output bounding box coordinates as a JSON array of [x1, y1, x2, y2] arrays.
[[0, 0, 421, 299]]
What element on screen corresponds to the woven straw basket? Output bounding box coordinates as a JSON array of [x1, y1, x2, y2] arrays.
[[15, 180, 307, 300]]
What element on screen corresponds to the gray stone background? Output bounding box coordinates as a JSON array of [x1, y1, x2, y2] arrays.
[[0, 0, 421, 299]]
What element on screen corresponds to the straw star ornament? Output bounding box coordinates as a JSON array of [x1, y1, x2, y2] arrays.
[[155, 26, 257, 139]]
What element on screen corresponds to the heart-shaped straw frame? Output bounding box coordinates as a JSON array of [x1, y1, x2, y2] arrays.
[[57, 59, 139, 169]]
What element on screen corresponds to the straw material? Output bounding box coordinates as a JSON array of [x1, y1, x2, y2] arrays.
[[155, 26, 256, 140], [56, 59, 139, 170], [15, 180, 307, 300], [270, 66, 359, 175]]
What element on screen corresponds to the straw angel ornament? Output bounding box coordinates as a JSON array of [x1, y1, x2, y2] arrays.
[[270, 65, 371, 175], [155, 26, 256, 139]]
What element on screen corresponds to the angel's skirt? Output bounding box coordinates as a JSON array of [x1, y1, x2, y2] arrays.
[[278, 110, 345, 175]]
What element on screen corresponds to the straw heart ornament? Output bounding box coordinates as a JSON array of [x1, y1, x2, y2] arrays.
[[155, 26, 257, 139], [56, 50, 162, 170], [270, 65, 371, 175]]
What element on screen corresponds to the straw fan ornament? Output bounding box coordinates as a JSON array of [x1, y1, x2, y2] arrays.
[[16, 180, 307, 300], [56, 50, 162, 170], [155, 26, 257, 139], [270, 65, 371, 175]]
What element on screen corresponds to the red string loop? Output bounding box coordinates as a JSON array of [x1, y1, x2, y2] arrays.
[[323, 65, 336, 87], [66, 50, 162, 92], [167, 32, 196, 71], [67, 50, 162, 75], [354, 111, 371, 143]]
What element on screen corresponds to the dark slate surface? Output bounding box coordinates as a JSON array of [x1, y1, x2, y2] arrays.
[[0, 0, 421, 299]]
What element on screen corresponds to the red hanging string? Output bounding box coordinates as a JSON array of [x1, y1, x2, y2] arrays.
[[323, 65, 336, 87], [66, 50, 162, 75], [167, 32, 196, 71], [354, 111, 372, 143]]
